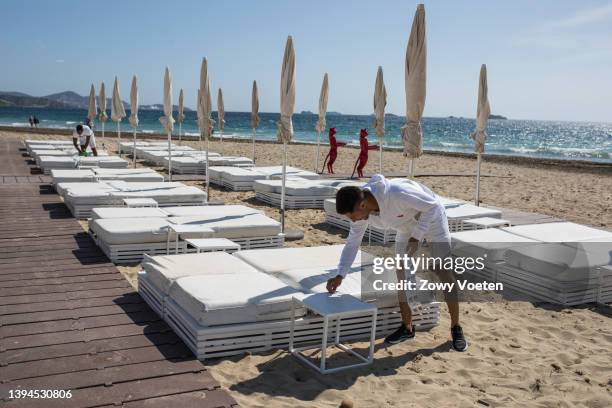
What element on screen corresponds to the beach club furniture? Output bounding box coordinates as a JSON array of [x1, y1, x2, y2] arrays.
[[137, 245, 440, 359], [451, 222, 612, 305], [59, 181, 206, 219], [38, 155, 129, 174], [184, 238, 241, 254], [289, 293, 376, 374], [88, 204, 283, 263], [209, 166, 319, 191], [461, 217, 511, 230], [324, 198, 495, 243], [51, 167, 164, 184], [254, 179, 365, 209], [159, 155, 254, 175]]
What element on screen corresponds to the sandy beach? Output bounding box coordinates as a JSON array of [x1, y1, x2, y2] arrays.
[[9, 129, 612, 407]]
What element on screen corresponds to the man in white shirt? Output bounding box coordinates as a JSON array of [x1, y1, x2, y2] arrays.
[[326, 174, 467, 351], [72, 124, 98, 156]]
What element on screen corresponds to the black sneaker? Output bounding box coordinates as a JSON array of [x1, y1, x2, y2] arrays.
[[384, 323, 415, 344], [451, 325, 468, 352]]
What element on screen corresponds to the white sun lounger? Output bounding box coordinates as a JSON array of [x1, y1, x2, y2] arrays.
[[208, 166, 320, 191], [450, 222, 612, 305], [90, 206, 282, 263], [138, 246, 440, 360], [324, 198, 493, 243], [50, 168, 164, 184], [62, 181, 207, 219], [160, 156, 255, 174], [254, 179, 365, 209], [38, 155, 129, 174]]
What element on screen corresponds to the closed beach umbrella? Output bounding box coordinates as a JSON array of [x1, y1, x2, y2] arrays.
[[471, 64, 491, 206], [111, 76, 126, 154], [401, 3, 426, 177], [199, 57, 215, 201], [277, 36, 296, 234], [87, 84, 97, 126], [217, 88, 225, 143], [129, 75, 139, 167], [250, 80, 260, 163], [373, 66, 387, 173], [177, 88, 185, 144], [314, 73, 328, 173], [99, 82, 108, 148], [159, 67, 175, 180]]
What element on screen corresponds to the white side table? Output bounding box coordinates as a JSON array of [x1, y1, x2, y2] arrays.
[[289, 293, 377, 374], [462, 217, 511, 230], [123, 198, 159, 208], [166, 224, 214, 255], [184, 238, 240, 253]]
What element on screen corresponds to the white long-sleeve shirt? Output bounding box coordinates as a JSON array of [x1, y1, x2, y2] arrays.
[[337, 174, 444, 278]]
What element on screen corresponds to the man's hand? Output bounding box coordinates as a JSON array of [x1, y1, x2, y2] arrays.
[[326, 275, 343, 294]]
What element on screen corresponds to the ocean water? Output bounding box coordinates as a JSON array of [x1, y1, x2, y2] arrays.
[[1, 107, 610, 163]]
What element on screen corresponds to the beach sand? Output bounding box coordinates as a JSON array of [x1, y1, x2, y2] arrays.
[[10, 130, 612, 407]]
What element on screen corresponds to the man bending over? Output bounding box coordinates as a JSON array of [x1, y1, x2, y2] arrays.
[[326, 174, 468, 352], [73, 124, 98, 156]]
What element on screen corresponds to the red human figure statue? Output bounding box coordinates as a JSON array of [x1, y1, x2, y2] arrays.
[[352, 128, 378, 178], [322, 127, 345, 174]]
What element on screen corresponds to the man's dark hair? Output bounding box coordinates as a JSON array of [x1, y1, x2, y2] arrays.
[[76, 124, 83, 132], [336, 186, 364, 214]]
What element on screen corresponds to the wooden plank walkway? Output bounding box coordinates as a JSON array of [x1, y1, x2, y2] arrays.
[[0, 138, 237, 407]]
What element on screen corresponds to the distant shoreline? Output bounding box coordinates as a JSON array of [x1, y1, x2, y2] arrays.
[[3, 125, 610, 171]]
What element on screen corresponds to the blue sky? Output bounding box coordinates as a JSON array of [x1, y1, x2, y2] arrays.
[[1, 0, 611, 122]]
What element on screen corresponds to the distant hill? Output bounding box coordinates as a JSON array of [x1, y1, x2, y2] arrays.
[[0, 90, 188, 111]]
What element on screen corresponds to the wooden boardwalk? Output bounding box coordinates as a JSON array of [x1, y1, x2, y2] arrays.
[[0, 138, 237, 407]]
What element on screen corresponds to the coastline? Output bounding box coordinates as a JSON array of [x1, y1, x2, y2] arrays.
[[3, 125, 610, 171]]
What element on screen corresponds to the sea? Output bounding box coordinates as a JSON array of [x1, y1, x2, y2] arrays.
[[1, 107, 610, 163]]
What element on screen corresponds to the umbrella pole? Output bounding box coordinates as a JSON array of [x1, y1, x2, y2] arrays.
[[117, 122, 121, 155], [475, 153, 481, 206], [205, 137, 210, 202], [167, 131, 172, 182], [179, 122, 182, 145], [132, 128, 137, 168], [379, 141, 383, 174], [315, 131, 321, 173], [280, 142, 287, 234], [252, 128, 256, 164], [101, 122, 105, 149], [220, 129, 223, 145]]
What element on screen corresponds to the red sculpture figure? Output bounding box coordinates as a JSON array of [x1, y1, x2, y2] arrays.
[[352, 128, 378, 178], [321, 127, 345, 174]]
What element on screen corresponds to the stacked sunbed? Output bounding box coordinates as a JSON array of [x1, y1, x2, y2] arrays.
[[324, 197, 495, 243], [254, 179, 365, 209], [451, 222, 612, 305], [138, 245, 441, 359], [209, 166, 319, 191], [37, 155, 129, 174], [51, 168, 164, 184], [88, 204, 283, 263], [57, 181, 207, 219], [159, 155, 253, 174], [24, 139, 74, 156]]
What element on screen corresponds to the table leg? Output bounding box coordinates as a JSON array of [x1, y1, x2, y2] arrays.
[[320, 316, 329, 373]]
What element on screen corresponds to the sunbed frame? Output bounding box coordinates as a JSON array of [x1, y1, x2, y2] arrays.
[[138, 272, 441, 360], [255, 191, 330, 209]]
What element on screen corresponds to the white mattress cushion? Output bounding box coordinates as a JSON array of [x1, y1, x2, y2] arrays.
[[111, 186, 206, 203], [51, 169, 95, 184], [451, 228, 540, 262], [92, 217, 171, 244], [502, 222, 612, 242], [93, 168, 158, 176], [163, 205, 262, 217], [235, 245, 374, 276], [273, 266, 401, 308], [444, 204, 502, 220], [167, 213, 280, 238], [90, 207, 168, 221], [142, 252, 258, 294], [504, 243, 611, 281], [169, 272, 304, 326]]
